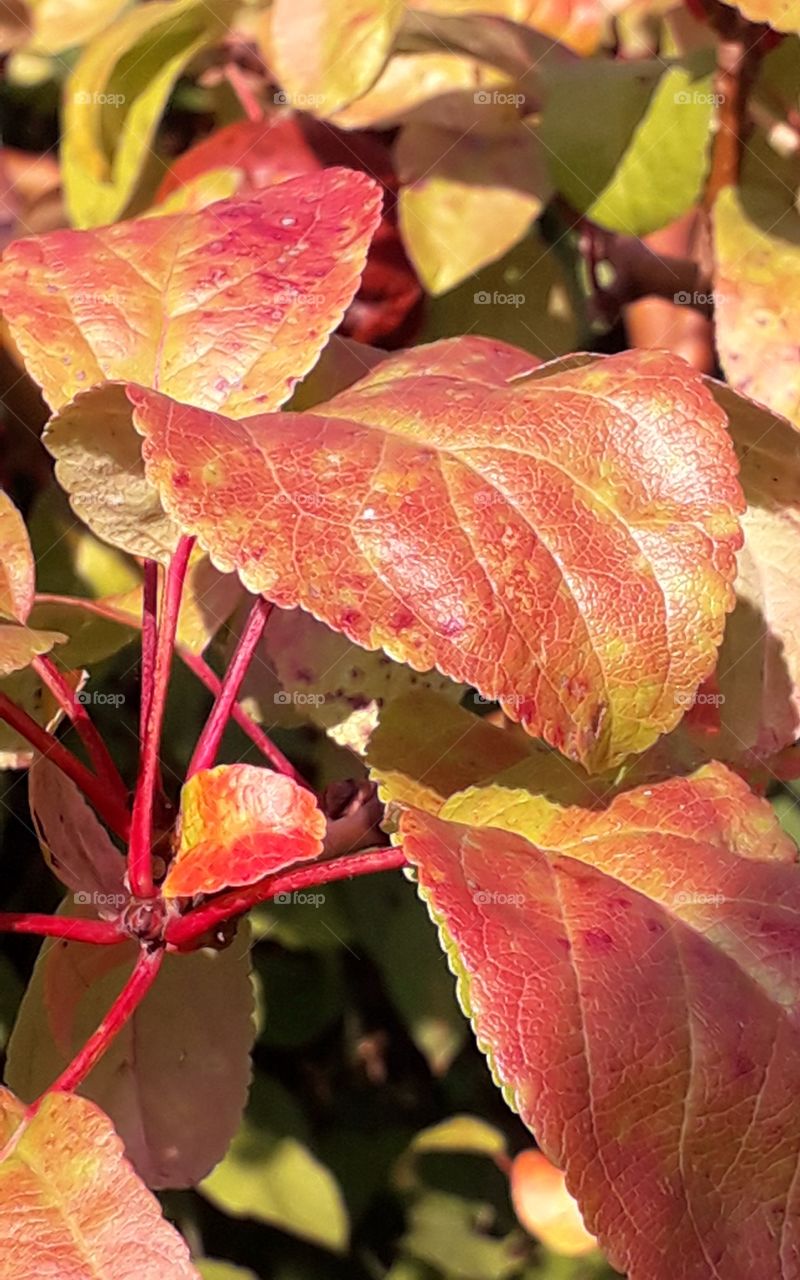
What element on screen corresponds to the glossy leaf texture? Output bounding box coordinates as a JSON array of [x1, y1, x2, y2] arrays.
[[163, 765, 326, 898], [399, 763, 800, 1278], [0, 169, 382, 417], [28, 754, 126, 906], [6, 921, 256, 1189], [0, 1087, 200, 1278], [62, 0, 238, 227], [268, 0, 404, 116], [131, 338, 743, 772]]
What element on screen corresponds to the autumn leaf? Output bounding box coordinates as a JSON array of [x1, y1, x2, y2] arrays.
[[162, 765, 326, 899], [6, 921, 256, 1189], [130, 340, 743, 772], [27, 0, 128, 55], [0, 1087, 200, 1276], [399, 762, 800, 1278], [405, 0, 609, 56], [0, 490, 35, 622], [28, 754, 126, 904], [267, 0, 404, 116], [1, 169, 382, 416], [717, 0, 800, 32]]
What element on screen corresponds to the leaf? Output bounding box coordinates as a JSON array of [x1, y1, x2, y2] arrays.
[[131, 340, 743, 772], [201, 1074, 349, 1251], [2, 168, 381, 416], [27, 595, 138, 669], [28, 754, 126, 905], [395, 120, 550, 293], [368, 692, 601, 815], [268, 0, 404, 116], [111, 551, 244, 656], [62, 0, 237, 227], [329, 51, 508, 130], [405, 0, 609, 57], [399, 762, 800, 1278], [713, 136, 800, 427], [27, 0, 129, 55], [0, 170, 381, 559], [0, 490, 34, 622], [718, 0, 800, 32], [702, 382, 800, 763], [6, 923, 256, 1190], [540, 53, 715, 235], [197, 1264, 258, 1280], [0, 621, 66, 678], [510, 1150, 597, 1256], [0, 1087, 200, 1277], [408, 1115, 508, 1160], [163, 765, 326, 899], [402, 1190, 522, 1280]]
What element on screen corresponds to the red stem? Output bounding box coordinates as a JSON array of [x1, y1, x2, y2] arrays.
[[128, 537, 194, 899], [225, 61, 264, 122], [178, 647, 306, 786], [0, 692, 130, 840], [166, 845, 408, 949], [40, 945, 163, 1099], [140, 560, 159, 742], [32, 655, 129, 811], [187, 597, 272, 778], [0, 913, 125, 945]]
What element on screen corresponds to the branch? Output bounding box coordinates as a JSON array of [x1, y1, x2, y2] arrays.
[[178, 646, 307, 786], [187, 596, 272, 778], [0, 691, 130, 841], [139, 560, 159, 741], [39, 944, 163, 1100], [128, 537, 194, 899], [32, 655, 129, 812], [0, 913, 126, 945], [166, 845, 408, 950]]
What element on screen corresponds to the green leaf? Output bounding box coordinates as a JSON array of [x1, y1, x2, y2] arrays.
[[62, 0, 237, 227], [201, 1074, 350, 1252], [540, 53, 715, 235]]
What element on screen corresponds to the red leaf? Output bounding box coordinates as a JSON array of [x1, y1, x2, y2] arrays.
[[162, 764, 326, 898], [400, 764, 800, 1277]]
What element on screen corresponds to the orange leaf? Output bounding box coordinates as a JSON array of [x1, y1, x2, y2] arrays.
[[163, 765, 326, 898], [0, 168, 382, 418], [130, 340, 743, 772], [0, 1087, 199, 1277], [400, 763, 800, 1277], [510, 1149, 596, 1256]]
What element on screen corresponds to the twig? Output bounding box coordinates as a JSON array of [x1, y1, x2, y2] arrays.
[[139, 560, 159, 741], [187, 597, 272, 778], [32, 655, 129, 812], [128, 537, 194, 899], [166, 846, 408, 950], [0, 692, 130, 841], [178, 646, 307, 786], [0, 913, 125, 944]]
